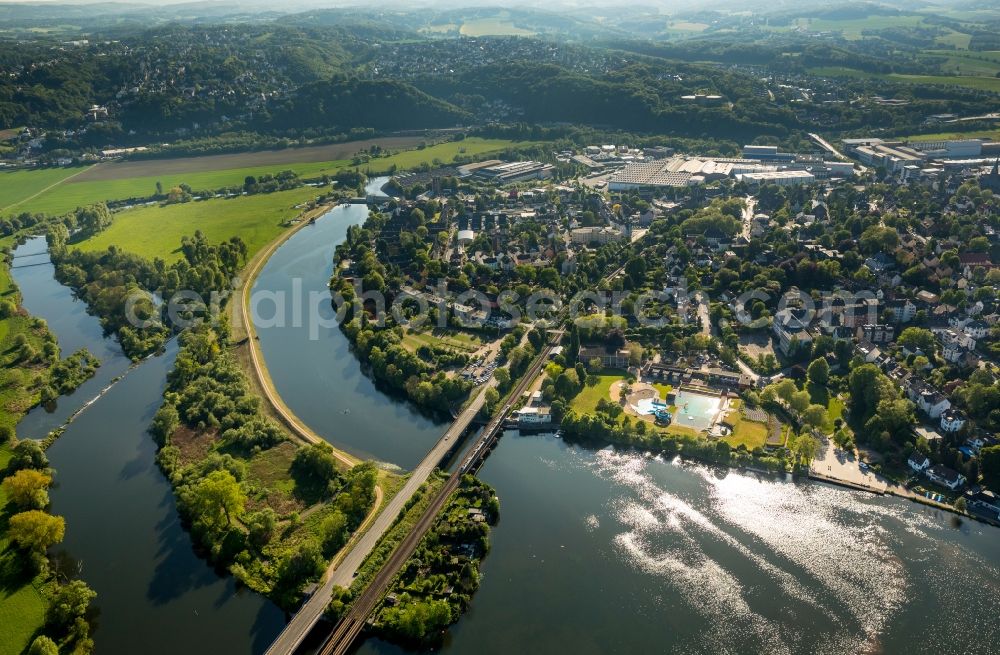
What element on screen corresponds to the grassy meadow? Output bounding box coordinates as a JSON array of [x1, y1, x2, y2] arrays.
[[72, 186, 322, 262], [0, 138, 533, 219], [809, 66, 1000, 93], [0, 448, 47, 655]]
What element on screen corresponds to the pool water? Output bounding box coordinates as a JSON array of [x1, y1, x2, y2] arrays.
[[673, 391, 721, 430], [634, 398, 667, 415]]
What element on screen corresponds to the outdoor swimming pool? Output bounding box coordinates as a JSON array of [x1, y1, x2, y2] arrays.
[[634, 398, 667, 415], [672, 391, 721, 430]]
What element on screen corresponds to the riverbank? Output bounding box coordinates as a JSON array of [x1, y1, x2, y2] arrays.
[[0, 238, 109, 655], [229, 200, 361, 468]]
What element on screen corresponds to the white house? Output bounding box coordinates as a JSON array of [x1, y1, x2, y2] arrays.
[[940, 409, 966, 433], [965, 320, 989, 339], [905, 380, 952, 419], [907, 452, 931, 473], [926, 464, 966, 490], [515, 406, 552, 425]]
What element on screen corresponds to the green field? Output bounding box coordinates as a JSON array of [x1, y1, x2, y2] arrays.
[[934, 28, 973, 50], [72, 186, 322, 263], [459, 18, 533, 37], [402, 328, 483, 353], [722, 399, 769, 450], [1, 138, 534, 218], [0, 445, 48, 655], [569, 371, 627, 416], [905, 128, 1000, 142], [793, 15, 926, 39], [0, 166, 92, 214], [924, 50, 1000, 76], [808, 66, 1000, 93]]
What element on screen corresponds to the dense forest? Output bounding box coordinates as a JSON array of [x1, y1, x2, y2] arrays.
[[4, 5, 999, 156]]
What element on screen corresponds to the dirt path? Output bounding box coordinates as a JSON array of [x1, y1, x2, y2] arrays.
[[230, 201, 360, 468]]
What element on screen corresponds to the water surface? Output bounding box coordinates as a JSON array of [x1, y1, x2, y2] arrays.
[[11, 236, 132, 438], [359, 433, 1000, 655], [252, 179, 445, 469], [14, 238, 283, 653]]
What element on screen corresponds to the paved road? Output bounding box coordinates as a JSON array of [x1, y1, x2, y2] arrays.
[[740, 195, 756, 242], [264, 382, 493, 655], [695, 292, 712, 337]]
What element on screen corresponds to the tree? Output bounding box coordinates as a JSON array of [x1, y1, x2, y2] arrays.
[[320, 510, 349, 554], [801, 404, 828, 429], [47, 580, 96, 632], [9, 439, 48, 471], [494, 367, 510, 390], [279, 540, 324, 589], [28, 636, 59, 655], [790, 434, 821, 466], [185, 470, 245, 530], [247, 508, 277, 549], [75, 203, 112, 234], [789, 390, 811, 415], [1, 469, 52, 509], [981, 446, 1000, 485], [897, 327, 936, 353], [481, 387, 500, 417], [8, 510, 65, 553], [292, 443, 339, 488], [807, 357, 829, 386]]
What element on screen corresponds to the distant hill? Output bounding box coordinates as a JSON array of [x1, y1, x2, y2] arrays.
[[268, 78, 470, 132]]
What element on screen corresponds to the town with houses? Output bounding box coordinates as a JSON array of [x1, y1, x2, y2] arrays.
[[340, 132, 1000, 525]]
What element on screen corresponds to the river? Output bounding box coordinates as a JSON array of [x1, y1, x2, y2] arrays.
[[12, 236, 132, 439], [12, 177, 1000, 654], [12, 239, 284, 654], [358, 432, 1000, 655], [251, 178, 445, 469]]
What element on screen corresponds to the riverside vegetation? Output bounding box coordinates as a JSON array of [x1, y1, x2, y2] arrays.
[[152, 324, 379, 607], [0, 237, 103, 655]]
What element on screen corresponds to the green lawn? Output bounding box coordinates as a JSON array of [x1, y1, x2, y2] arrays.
[[72, 186, 323, 263], [722, 399, 769, 450], [0, 445, 49, 655], [808, 66, 1000, 93], [569, 370, 627, 415], [2, 138, 535, 218], [402, 328, 483, 353]]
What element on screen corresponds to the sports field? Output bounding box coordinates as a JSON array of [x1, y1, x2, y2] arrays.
[[1, 137, 533, 218]]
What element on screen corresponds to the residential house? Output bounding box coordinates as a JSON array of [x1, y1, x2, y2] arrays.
[[925, 464, 966, 490], [940, 408, 967, 433], [905, 379, 952, 419], [772, 309, 814, 357], [858, 323, 895, 344], [907, 452, 931, 473]]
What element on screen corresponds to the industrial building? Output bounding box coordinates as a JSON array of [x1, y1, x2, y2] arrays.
[[473, 161, 555, 183], [736, 170, 816, 187]]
